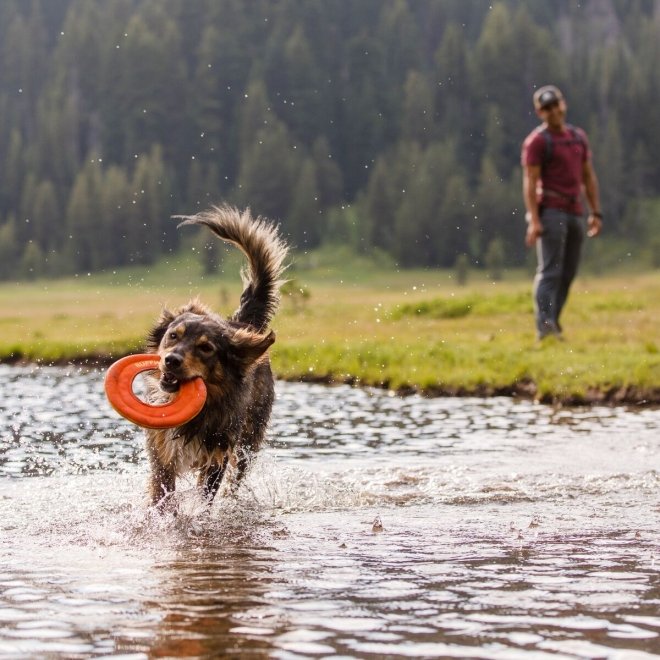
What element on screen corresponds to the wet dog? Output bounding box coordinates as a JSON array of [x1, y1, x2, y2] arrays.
[[144, 205, 288, 510]]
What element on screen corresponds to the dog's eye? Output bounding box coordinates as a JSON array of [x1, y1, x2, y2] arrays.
[[168, 332, 178, 341], [198, 342, 214, 354]]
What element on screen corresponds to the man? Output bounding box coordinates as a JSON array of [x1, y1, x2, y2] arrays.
[[521, 85, 602, 339]]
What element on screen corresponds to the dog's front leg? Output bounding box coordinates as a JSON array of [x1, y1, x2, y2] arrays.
[[232, 449, 251, 493], [198, 455, 229, 505], [149, 463, 176, 510], [146, 434, 177, 510]]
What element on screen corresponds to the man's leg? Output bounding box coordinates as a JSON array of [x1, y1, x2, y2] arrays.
[[533, 209, 567, 338], [555, 214, 585, 327]]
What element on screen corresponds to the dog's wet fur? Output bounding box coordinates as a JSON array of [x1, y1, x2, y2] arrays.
[[143, 205, 288, 510]]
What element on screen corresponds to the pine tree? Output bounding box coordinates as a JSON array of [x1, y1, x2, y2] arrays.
[[433, 22, 470, 125], [1, 129, 24, 217], [362, 142, 421, 255], [1, 3, 48, 140], [31, 180, 60, 253], [20, 241, 45, 280], [110, 7, 189, 166], [393, 140, 461, 267], [278, 23, 326, 145], [18, 174, 39, 244], [0, 216, 19, 280], [438, 174, 472, 267], [484, 236, 506, 281], [235, 120, 300, 226], [337, 35, 388, 197], [99, 164, 131, 267], [131, 144, 172, 264], [592, 114, 624, 231], [186, 159, 206, 211], [192, 12, 253, 183], [289, 158, 321, 248], [65, 158, 102, 272], [311, 136, 344, 208], [401, 70, 435, 147], [237, 79, 275, 158], [33, 86, 80, 193], [474, 156, 522, 266]]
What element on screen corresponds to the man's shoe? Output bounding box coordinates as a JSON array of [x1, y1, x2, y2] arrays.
[[537, 320, 562, 341]]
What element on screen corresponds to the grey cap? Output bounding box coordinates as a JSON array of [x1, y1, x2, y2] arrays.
[[533, 85, 563, 110]]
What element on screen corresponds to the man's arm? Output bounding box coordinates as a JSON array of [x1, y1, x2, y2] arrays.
[[523, 164, 542, 247], [582, 160, 602, 237]]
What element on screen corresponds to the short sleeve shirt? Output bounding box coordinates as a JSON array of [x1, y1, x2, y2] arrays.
[[521, 125, 591, 215]]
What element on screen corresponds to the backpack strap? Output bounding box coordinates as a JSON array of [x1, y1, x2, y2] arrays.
[[566, 124, 585, 150], [541, 127, 553, 168], [540, 123, 585, 170]]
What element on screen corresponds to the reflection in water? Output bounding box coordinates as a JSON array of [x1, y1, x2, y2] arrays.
[[143, 542, 277, 659], [0, 365, 659, 658]]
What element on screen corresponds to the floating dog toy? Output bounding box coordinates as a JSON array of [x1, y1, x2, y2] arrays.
[[104, 354, 207, 429]]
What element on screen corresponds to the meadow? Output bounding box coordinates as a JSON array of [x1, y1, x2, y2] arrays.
[[1, 246, 658, 405]]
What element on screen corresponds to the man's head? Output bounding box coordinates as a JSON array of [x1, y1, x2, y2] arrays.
[[533, 85, 563, 110], [533, 85, 566, 128]]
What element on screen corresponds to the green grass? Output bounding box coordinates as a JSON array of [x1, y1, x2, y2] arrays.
[[1, 248, 659, 404], [391, 291, 533, 319]]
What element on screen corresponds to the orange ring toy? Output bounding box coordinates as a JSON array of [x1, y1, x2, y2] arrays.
[[104, 354, 207, 429]]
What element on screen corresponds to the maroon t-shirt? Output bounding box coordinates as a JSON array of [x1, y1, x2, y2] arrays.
[[521, 124, 591, 215]]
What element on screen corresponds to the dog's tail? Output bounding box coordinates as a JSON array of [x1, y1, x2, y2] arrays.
[[175, 205, 288, 330]]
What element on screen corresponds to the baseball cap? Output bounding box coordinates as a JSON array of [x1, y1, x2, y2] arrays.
[[533, 85, 563, 110]]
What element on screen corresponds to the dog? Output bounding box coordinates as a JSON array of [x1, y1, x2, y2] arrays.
[[143, 205, 288, 510]]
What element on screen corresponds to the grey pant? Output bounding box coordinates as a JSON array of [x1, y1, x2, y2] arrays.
[[533, 208, 584, 335]]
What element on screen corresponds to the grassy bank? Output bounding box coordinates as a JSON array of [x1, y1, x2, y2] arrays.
[[1, 250, 659, 405]]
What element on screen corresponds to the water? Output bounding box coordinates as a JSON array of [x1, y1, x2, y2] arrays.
[[0, 365, 659, 659]]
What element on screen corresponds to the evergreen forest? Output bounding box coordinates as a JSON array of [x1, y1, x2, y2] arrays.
[[1, 0, 660, 280]]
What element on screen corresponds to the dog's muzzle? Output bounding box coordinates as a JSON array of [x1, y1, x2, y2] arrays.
[[160, 353, 184, 393]]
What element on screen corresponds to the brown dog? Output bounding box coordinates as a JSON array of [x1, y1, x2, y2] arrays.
[[143, 205, 288, 510]]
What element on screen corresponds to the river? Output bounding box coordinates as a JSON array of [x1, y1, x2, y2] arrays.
[[0, 365, 659, 658]]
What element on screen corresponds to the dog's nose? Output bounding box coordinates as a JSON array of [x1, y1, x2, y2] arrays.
[[164, 353, 183, 370]]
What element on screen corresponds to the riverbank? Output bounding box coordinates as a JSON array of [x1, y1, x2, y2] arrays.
[[1, 258, 659, 406], [4, 353, 659, 406]]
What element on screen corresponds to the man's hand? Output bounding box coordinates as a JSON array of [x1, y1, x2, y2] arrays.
[[587, 213, 602, 238], [525, 212, 542, 247]]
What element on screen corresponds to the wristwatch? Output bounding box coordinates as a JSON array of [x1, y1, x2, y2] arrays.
[[592, 211, 603, 219]]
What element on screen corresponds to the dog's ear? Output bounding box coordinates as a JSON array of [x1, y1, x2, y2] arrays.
[[146, 309, 176, 351], [229, 328, 275, 364]]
